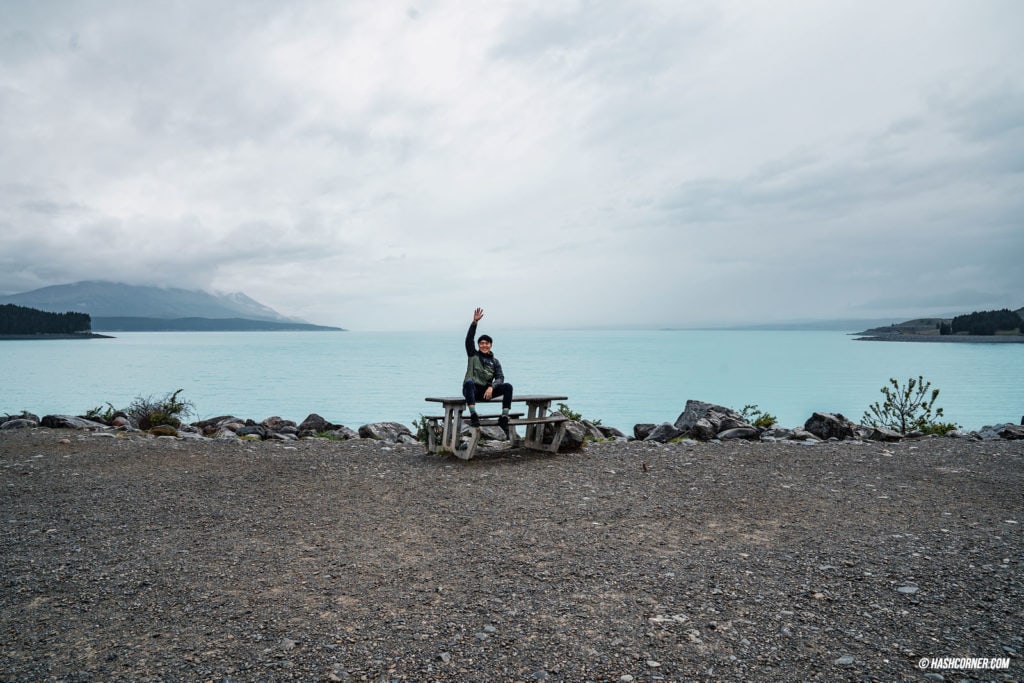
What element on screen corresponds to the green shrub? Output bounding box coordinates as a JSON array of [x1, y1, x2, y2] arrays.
[[127, 389, 194, 430], [738, 404, 777, 428], [920, 421, 960, 437], [83, 402, 118, 424], [862, 376, 947, 435], [556, 403, 601, 425], [411, 414, 440, 444]]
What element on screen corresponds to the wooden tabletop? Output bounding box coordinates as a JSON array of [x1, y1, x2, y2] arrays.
[[424, 395, 568, 403]]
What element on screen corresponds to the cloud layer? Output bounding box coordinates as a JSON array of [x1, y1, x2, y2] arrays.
[[1, 1, 1021, 329]]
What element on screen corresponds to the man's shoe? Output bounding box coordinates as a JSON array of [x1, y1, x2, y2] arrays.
[[469, 413, 480, 428], [498, 416, 509, 438]]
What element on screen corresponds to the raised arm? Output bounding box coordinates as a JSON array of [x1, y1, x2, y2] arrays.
[[466, 308, 484, 356]]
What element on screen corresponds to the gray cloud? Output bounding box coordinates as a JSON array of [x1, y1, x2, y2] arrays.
[[1, 0, 1022, 329]]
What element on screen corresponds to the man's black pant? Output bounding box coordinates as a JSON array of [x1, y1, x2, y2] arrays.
[[462, 380, 514, 409]]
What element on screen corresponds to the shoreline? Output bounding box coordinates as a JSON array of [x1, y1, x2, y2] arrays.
[[0, 332, 114, 340], [854, 333, 1024, 343]]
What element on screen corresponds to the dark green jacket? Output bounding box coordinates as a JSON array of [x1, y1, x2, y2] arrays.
[[464, 321, 504, 386]]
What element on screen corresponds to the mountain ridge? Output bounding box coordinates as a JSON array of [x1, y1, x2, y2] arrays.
[[0, 281, 306, 323]]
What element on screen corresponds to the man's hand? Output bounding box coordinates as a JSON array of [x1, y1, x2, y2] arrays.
[[483, 386, 493, 400], [473, 307, 484, 322]]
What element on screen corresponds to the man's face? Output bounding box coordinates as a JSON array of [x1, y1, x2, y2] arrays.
[[478, 339, 492, 353]]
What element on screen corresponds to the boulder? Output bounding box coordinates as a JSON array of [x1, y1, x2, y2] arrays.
[[358, 422, 414, 442], [1, 418, 38, 430], [718, 427, 760, 441], [581, 420, 606, 441], [690, 418, 717, 442], [644, 422, 685, 443], [266, 432, 299, 441], [236, 425, 268, 439], [803, 412, 857, 441], [324, 426, 359, 440], [261, 416, 297, 431], [788, 429, 822, 442], [298, 413, 332, 433], [556, 420, 587, 451], [40, 414, 108, 430], [999, 424, 1024, 440], [194, 415, 242, 429], [866, 426, 902, 442], [970, 423, 1019, 440], [597, 425, 626, 439], [633, 423, 656, 440], [3, 412, 40, 423], [674, 400, 748, 434]]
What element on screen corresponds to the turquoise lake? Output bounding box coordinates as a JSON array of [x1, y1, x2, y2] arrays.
[[1, 330, 1021, 432]]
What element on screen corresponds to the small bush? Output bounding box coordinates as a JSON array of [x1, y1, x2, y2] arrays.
[[556, 403, 601, 425], [920, 421, 960, 437], [83, 402, 119, 424], [862, 376, 947, 435], [127, 389, 194, 430], [738, 404, 777, 428]]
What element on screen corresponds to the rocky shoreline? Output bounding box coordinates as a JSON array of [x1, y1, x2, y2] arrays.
[[4, 398, 1022, 449], [1, 425, 1021, 682]]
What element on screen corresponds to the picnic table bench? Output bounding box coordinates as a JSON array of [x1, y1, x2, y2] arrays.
[[423, 394, 569, 460]]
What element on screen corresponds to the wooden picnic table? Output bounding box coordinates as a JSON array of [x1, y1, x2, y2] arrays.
[[423, 394, 569, 460]]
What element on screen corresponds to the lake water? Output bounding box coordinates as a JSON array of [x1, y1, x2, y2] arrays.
[[1, 330, 1021, 432]]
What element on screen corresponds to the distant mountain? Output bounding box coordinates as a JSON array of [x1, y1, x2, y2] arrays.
[[91, 317, 342, 332], [0, 281, 298, 322]]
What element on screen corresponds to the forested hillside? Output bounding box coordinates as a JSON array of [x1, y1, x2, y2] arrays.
[[0, 304, 91, 335]]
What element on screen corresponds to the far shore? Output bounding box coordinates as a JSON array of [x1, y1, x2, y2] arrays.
[[854, 333, 1024, 343], [0, 333, 114, 340]]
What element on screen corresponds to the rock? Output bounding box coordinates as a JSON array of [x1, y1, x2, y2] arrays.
[[597, 425, 626, 439], [674, 400, 748, 435], [261, 416, 297, 431], [557, 420, 587, 451], [40, 414, 108, 430], [691, 418, 717, 441], [977, 423, 1017, 440], [896, 585, 919, 594], [358, 422, 414, 442], [266, 432, 299, 441], [111, 416, 130, 428], [803, 412, 856, 441], [633, 423, 656, 440], [1, 418, 39, 430], [3, 412, 40, 423], [998, 424, 1024, 440], [718, 427, 760, 441], [834, 655, 855, 666], [788, 429, 822, 442], [236, 425, 268, 439], [298, 413, 332, 433], [324, 426, 359, 440], [866, 426, 902, 442], [148, 425, 178, 437], [581, 420, 605, 440], [644, 422, 684, 443]]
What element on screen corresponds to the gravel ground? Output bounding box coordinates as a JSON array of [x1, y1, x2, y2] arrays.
[[1, 429, 1021, 682]]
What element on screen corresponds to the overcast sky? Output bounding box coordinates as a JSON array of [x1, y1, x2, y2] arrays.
[[1, 1, 1021, 330]]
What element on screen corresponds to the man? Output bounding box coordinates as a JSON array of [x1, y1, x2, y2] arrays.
[[463, 307, 513, 436]]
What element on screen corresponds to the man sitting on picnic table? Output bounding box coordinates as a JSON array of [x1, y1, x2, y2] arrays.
[[464, 307, 513, 436]]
